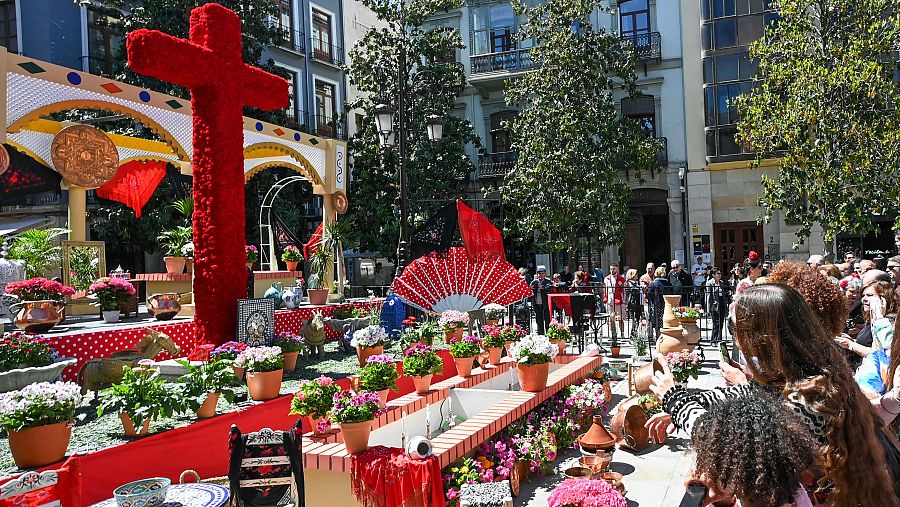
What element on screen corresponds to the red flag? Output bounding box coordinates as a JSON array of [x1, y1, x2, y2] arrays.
[[457, 199, 505, 260], [96, 160, 166, 217], [304, 223, 324, 258]]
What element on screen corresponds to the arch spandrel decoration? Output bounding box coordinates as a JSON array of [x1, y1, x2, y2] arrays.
[[243, 142, 324, 188]]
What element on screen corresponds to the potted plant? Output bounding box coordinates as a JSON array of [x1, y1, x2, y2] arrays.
[[358, 354, 399, 406], [306, 247, 330, 305], [329, 389, 384, 454], [289, 375, 341, 434], [273, 333, 305, 373], [499, 323, 527, 354], [4, 278, 74, 333], [0, 332, 76, 392], [402, 343, 443, 394], [546, 319, 572, 358], [399, 319, 442, 348], [158, 225, 192, 274], [631, 321, 650, 360], [439, 310, 469, 342], [351, 324, 388, 367], [6, 227, 69, 279], [609, 334, 621, 357], [281, 245, 304, 272], [211, 341, 248, 380], [245, 245, 259, 270], [175, 358, 237, 419], [89, 277, 136, 323], [449, 335, 483, 377], [0, 381, 81, 467], [482, 303, 506, 325], [510, 334, 559, 392], [236, 346, 284, 401], [97, 364, 184, 437], [182, 242, 194, 274], [665, 351, 701, 384], [547, 478, 627, 507], [481, 324, 506, 366]]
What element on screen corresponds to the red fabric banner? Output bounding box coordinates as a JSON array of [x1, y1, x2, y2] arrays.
[[350, 446, 447, 507], [304, 223, 324, 258], [96, 160, 167, 218], [456, 199, 505, 261]]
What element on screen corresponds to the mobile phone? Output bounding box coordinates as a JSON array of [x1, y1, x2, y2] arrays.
[[718, 342, 738, 367], [679, 484, 708, 507]]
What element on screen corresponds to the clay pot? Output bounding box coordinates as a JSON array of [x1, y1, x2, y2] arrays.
[[246, 369, 283, 401], [308, 415, 328, 435], [282, 351, 299, 373], [376, 389, 389, 407], [486, 319, 499, 326], [602, 381, 613, 403], [657, 327, 691, 355], [488, 347, 503, 366], [578, 452, 611, 474], [517, 362, 550, 392], [339, 420, 373, 454], [164, 256, 186, 274], [610, 347, 621, 357], [505, 341, 515, 355], [308, 288, 329, 305], [285, 260, 299, 272], [554, 340, 567, 357], [246, 262, 254, 270], [6, 421, 71, 467], [233, 366, 245, 381], [682, 320, 701, 346], [120, 413, 151, 438], [510, 460, 529, 497], [610, 395, 651, 451], [564, 466, 593, 480], [454, 356, 475, 377], [356, 345, 384, 367], [578, 415, 617, 453], [147, 293, 181, 321], [410, 374, 433, 395], [10, 300, 65, 333], [634, 358, 665, 395], [662, 294, 681, 327], [185, 258, 193, 274], [444, 327, 464, 343], [197, 392, 219, 419]]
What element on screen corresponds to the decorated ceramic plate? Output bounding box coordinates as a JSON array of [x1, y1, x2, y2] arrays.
[[91, 484, 229, 507]]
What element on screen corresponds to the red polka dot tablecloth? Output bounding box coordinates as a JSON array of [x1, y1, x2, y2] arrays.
[[49, 299, 384, 380]]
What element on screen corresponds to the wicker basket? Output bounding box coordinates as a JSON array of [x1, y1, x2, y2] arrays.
[[179, 470, 229, 486]]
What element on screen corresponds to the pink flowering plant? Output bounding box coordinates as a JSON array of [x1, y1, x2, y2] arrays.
[[281, 245, 304, 262], [545, 319, 572, 342], [329, 389, 384, 423], [290, 376, 340, 419], [498, 323, 527, 343], [564, 379, 608, 417], [449, 335, 483, 358], [480, 325, 505, 349], [402, 343, 443, 377], [439, 310, 470, 331], [245, 245, 259, 264], [4, 277, 75, 302], [273, 332, 305, 353], [0, 381, 82, 431], [210, 341, 247, 361], [89, 277, 136, 311], [672, 306, 703, 320], [665, 350, 701, 383], [548, 478, 627, 507], [234, 346, 283, 373], [359, 354, 399, 391]]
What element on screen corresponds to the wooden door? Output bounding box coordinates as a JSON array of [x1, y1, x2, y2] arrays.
[[714, 221, 762, 274]]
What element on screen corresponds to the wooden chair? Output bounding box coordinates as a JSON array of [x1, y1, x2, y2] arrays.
[[228, 421, 305, 507], [0, 471, 61, 507]]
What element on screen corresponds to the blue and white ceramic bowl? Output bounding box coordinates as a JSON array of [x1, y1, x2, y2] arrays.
[[113, 478, 171, 507]]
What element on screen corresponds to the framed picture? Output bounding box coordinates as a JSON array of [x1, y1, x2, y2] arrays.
[[236, 298, 275, 346], [61, 240, 106, 299]]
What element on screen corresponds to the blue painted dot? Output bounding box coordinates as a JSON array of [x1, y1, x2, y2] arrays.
[[139, 91, 151, 102], [255, 122, 264, 131], [294, 133, 301, 141], [66, 72, 81, 85]]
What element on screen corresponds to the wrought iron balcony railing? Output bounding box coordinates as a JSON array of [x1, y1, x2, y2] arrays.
[[470, 49, 535, 74], [275, 27, 305, 54], [310, 115, 347, 140], [478, 151, 518, 178], [309, 39, 344, 66], [656, 136, 668, 166], [620, 31, 661, 62]]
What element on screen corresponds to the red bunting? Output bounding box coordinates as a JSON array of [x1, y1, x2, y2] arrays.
[[457, 199, 505, 260], [304, 223, 324, 258], [96, 160, 166, 217]]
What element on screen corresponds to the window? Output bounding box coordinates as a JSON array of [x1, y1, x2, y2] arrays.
[[276, 0, 293, 47], [87, 8, 122, 76], [490, 111, 517, 152], [279, 68, 298, 120], [621, 95, 656, 137], [0, 0, 16, 53], [473, 2, 525, 55], [312, 9, 332, 61], [315, 80, 336, 136], [619, 0, 650, 40]]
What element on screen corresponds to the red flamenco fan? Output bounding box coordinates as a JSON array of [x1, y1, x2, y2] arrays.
[[391, 247, 532, 313]]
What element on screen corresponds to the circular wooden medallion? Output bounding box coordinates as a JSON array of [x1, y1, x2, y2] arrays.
[[51, 125, 119, 188], [333, 191, 349, 214], [0, 144, 9, 177]]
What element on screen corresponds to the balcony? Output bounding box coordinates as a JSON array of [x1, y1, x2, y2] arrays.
[[309, 39, 344, 66], [656, 136, 668, 166], [478, 151, 518, 179], [470, 49, 536, 75], [310, 115, 346, 140], [620, 31, 661, 62], [275, 27, 305, 54]]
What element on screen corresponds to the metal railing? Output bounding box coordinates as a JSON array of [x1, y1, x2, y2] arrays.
[[310, 115, 346, 140], [309, 38, 344, 66], [478, 151, 518, 178], [620, 31, 661, 62], [470, 49, 535, 74], [656, 136, 668, 166], [275, 27, 305, 54]]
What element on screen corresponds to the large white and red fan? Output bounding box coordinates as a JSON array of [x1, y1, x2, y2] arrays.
[[391, 247, 533, 313]]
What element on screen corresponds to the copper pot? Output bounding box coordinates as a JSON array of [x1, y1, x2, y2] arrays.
[[10, 300, 65, 333], [610, 395, 651, 451], [633, 357, 665, 395], [148, 293, 181, 321]]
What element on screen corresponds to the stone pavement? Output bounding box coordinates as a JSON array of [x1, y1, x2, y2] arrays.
[[517, 343, 727, 506]]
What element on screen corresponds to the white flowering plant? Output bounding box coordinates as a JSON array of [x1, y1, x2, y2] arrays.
[[351, 325, 388, 348], [0, 381, 82, 431], [234, 346, 284, 373], [181, 242, 194, 258], [509, 334, 559, 366], [439, 310, 470, 330], [482, 303, 506, 320]]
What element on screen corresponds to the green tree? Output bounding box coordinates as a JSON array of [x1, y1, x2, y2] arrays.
[[502, 0, 660, 250], [345, 0, 482, 256], [735, 0, 900, 245]]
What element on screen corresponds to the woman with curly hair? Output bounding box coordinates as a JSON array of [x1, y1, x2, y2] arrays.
[[766, 261, 847, 337], [647, 284, 900, 506], [688, 391, 817, 506]]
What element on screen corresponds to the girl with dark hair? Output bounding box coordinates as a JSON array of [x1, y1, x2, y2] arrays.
[[688, 391, 817, 507], [647, 284, 900, 506]]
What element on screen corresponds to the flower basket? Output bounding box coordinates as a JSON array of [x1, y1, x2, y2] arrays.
[[0, 358, 77, 393]]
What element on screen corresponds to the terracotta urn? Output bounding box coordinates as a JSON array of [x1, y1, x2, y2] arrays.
[[356, 345, 384, 367], [578, 415, 617, 454], [487, 347, 503, 366], [633, 357, 665, 395], [517, 362, 550, 392], [657, 327, 691, 355], [682, 320, 701, 346], [610, 395, 651, 451], [339, 420, 373, 454], [454, 356, 475, 377], [662, 294, 681, 327], [282, 351, 299, 373], [196, 392, 219, 419], [410, 374, 433, 395], [246, 369, 283, 401], [120, 413, 151, 438], [6, 421, 71, 468]]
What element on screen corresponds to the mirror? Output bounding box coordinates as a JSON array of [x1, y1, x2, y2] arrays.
[[62, 241, 106, 299]]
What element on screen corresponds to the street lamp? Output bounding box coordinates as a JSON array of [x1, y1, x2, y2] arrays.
[[373, 102, 396, 148]]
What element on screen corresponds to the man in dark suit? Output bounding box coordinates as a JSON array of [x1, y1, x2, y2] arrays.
[[530, 265, 553, 334]]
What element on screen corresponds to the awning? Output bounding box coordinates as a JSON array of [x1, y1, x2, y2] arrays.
[[0, 216, 53, 238]]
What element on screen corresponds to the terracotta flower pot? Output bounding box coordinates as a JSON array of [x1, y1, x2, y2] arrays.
[[282, 351, 299, 373], [6, 421, 71, 468], [410, 374, 434, 395], [164, 256, 186, 274], [444, 327, 464, 343], [246, 262, 254, 270], [120, 413, 151, 438], [376, 389, 390, 407], [554, 340, 567, 357], [246, 369, 284, 401], [185, 258, 193, 274], [505, 341, 514, 355], [356, 345, 384, 368], [486, 319, 499, 326], [488, 347, 503, 366], [339, 420, 373, 454], [196, 392, 220, 419], [285, 260, 299, 272], [454, 356, 475, 377], [610, 347, 621, 357], [308, 288, 329, 305], [634, 358, 665, 395], [233, 366, 245, 381], [517, 362, 550, 392], [308, 415, 328, 435]]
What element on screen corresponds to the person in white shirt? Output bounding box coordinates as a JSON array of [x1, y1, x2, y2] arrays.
[[691, 256, 708, 309]]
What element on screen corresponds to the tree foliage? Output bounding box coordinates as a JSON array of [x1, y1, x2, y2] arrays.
[[735, 0, 900, 245], [502, 0, 660, 250], [345, 0, 482, 256]]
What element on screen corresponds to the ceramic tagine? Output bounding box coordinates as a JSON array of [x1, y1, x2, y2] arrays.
[[578, 415, 617, 455]]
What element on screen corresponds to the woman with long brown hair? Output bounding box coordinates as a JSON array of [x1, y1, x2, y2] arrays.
[[647, 284, 900, 505]]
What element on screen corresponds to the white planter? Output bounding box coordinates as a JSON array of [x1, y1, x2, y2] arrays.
[[0, 358, 77, 393], [102, 310, 120, 323]]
